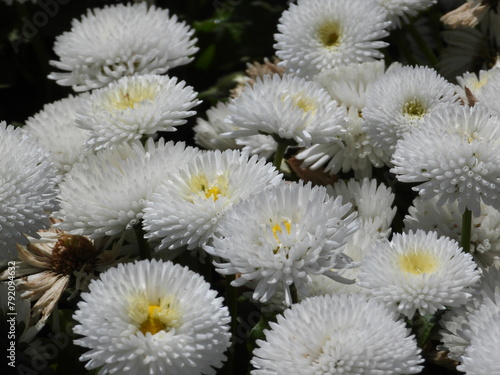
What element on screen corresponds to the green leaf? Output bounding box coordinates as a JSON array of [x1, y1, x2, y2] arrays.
[[411, 312, 438, 348]]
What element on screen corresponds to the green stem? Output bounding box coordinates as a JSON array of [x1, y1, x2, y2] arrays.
[[273, 141, 287, 171], [405, 21, 438, 67], [134, 223, 151, 260], [461, 208, 472, 254]]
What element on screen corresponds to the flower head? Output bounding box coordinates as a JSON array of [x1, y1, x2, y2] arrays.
[[49, 3, 198, 91], [405, 196, 500, 268], [0, 123, 59, 261], [225, 74, 347, 147], [251, 294, 423, 374], [206, 181, 358, 306], [377, 0, 437, 28], [77, 74, 200, 151], [24, 93, 92, 174], [3, 220, 128, 336], [274, 0, 390, 78], [391, 104, 500, 216], [56, 139, 199, 238], [73, 259, 231, 375], [143, 149, 283, 251], [363, 64, 458, 160], [358, 230, 481, 318]]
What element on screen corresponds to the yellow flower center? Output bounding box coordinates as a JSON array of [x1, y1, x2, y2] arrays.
[[317, 21, 342, 48], [128, 296, 181, 336], [107, 84, 157, 111], [188, 173, 228, 202], [403, 99, 426, 120], [272, 220, 292, 241], [399, 251, 439, 275], [292, 95, 318, 114]]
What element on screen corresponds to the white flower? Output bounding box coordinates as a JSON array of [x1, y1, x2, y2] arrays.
[[49, 3, 198, 91], [251, 294, 423, 375], [358, 230, 481, 318], [438, 265, 500, 362], [73, 259, 231, 375], [329, 178, 396, 238], [298, 61, 387, 177], [313, 60, 385, 110], [377, 0, 437, 28], [405, 196, 500, 268], [0, 123, 59, 261], [143, 149, 283, 251], [76, 74, 200, 151], [224, 74, 347, 147], [23, 93, 92, 174], [363, 64, 458, 161], [56, 139, 199, 238], [474, 69, 500, 116], [274, 0, 390, 78], [1, 221, 129, 338], [193, 101, 240, 151], [391, 104, 500, 216], [455, 67, 500, 106], [206, 181, 358, 306], [458, 300, 500, 375]]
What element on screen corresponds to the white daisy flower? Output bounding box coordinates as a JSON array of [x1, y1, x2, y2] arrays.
[[274, 0, 390, 78], [56, 139, 199, 238], [298, 61, 387, 177], [225, 74, 347, 147], [49, 3, 198, 91], [405, 196, 500, 268], [73, 259, 231, 375], [251, 294, 423, 374], [363, 64, 458, 161], [391, 104, 500, 217], [458, 299, 500, 375], [455, 67, 500, 106], [76, 74, 200, 151], [1, 220, 128, 337], [474, 69, 500, 116], [329, 178, 396, 238], [143, 149, 283, 251], [206, 181, 358, 306], [235, 134, 277, 161], [23, 93, 92, 174], [377, 0, 437, 28], [358, 230, 481, 318], [193, 101, 240, 151], [0, 122, 59, 261], [439, 265, 500, 362]]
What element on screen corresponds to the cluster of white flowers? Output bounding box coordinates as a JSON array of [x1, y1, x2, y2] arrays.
[[3, 0, 500, 374]]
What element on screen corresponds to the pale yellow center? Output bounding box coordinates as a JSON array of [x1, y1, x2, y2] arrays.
[[292, 95, 318, 114], [399, 251, 439, 275], [188, 173, 228, 201], [317, 21, 342, 48], [107, 84, 157, 111], [272, 220, 292, 241], [128, 296, 181, 336], [403, 99, 426, 120]]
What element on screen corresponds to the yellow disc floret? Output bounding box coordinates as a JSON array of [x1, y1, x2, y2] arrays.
[[399, 251, 439, 275], [402, 99, 426, 120], [106, 83, 158, 111], [188, 173, 228, 202], [128, 295, 181, 335], [317, 20, 342, 49]]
